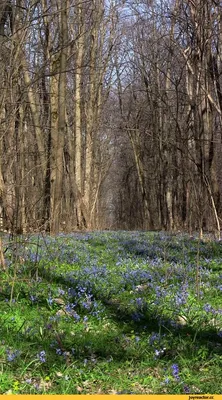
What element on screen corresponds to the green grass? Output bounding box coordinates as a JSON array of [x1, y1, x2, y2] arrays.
[[0, 231, 221, 394]]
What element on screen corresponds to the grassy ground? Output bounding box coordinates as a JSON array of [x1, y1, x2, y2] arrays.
[[0, 230, 221, 394]]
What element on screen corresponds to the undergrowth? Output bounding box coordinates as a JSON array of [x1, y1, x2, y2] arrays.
[[0, 231, 221, 394]]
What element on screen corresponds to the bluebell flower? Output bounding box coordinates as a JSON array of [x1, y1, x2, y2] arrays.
[[34, 383, 40, 390], [6, 349, 20, 362], [183, 385, 190, 393], [149, 333, 160, 345], [203, 304, 214, 313], [171, 364, 180, 381], [81, 301, 91, 310], [65, 303, 75, 313], [155, 286, 162, 298], [68, 287, 76, 297], [47, 297, 53, 305], [175, 292, 187, 306], [37, 350, 46, 363], [154, 348, 166, 358], [58, 288, 65, 296], [131, 312, 142, 322], [155, 349, 161, 357], [72, 311, 80, 321], [135, 297, 143, 307]]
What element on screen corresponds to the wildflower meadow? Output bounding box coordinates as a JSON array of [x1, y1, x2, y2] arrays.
[[0, 231, 221, 394]]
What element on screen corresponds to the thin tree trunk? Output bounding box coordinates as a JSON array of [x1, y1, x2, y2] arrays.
[[50, 0, 68, 234]]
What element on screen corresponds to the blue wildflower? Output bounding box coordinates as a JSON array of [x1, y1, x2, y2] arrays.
[[73, 311, 81, 321], [135, 297, 143, 307], [154, 348, 166, 358], [175, 293, 185, 306], [155, 349, 161, 357], [81, 301, 91, 310], [149, 332, 160, 345], [37, 350, 46, 363], [131, 312, 142, 321], [171, 364, 180, 381], [203, 304, 216, 314], [93, 301, 99, 309], [34, 383, 40, 390], [68, 287, 76, 297], [65, 303, 75, 313], [58, 288, 65, 296], [47, 297, 53, 305], [30, 295, 37, 303], [183, 385, 190, 393], [6, 349, 20, 362]]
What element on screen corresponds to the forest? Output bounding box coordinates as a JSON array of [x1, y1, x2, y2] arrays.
[[0, 1, 222, 395], [0, 0, 222, 235]]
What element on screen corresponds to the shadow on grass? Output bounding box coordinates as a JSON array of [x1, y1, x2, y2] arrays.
[[119, 235, 222, 266], [4, 262, 221, 362], [0, 318, 141, 363], [101, 299, 222, 347], [1, 231, 222, 366]]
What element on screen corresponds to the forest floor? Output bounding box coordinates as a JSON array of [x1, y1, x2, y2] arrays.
[[0, 230, 221, 394]]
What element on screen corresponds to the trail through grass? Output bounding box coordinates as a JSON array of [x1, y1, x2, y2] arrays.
[[0, 231, 221, 394]]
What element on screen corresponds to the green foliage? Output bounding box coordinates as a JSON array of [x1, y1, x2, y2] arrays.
[[0, 231, 221, 394]]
